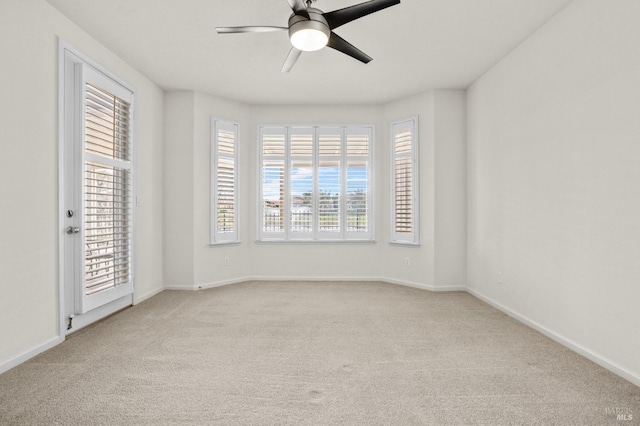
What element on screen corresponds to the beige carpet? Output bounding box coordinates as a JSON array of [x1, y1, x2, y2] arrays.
[[1, 281, 638, 425]]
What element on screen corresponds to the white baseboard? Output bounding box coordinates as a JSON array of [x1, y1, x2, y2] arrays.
[[191, 276, 467, 293], [466, 287, 640, 388], [436, 285, 467, 292], [164, 284, 198, 291], [249, 275, 382, 283], [379, 277, 466, 292], [0, 336, 62, 375], [134, 286, 164, 304], [196, 276, 253, 290], [380, 277, 436, 291], [164, 276, 254, 291]]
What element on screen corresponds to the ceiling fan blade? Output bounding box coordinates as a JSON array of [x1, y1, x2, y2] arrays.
[[326, 32, 372, 64], [287, 0, 309, 18], [281, 47, 302, 73], [323, 0, 400, 30], [216, 26, 288, 34]]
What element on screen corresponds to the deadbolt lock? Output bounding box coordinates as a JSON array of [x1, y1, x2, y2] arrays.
[[66, 226, 80, 235]]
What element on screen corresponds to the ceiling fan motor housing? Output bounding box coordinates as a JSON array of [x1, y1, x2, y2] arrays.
[[288, 8, 330, 51]]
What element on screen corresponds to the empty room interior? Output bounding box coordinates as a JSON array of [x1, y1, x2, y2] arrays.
[[1, 0, 639, 424]]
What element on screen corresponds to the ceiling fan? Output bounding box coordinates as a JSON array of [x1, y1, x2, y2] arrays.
[[216, 0, 401, 72]]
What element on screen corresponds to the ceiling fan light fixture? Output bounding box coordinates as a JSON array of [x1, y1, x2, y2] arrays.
[[291, 28, 328, 51], [289, 19, 330, 51]]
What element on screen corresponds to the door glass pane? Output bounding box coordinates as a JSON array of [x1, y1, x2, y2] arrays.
[[83, 82, 132, 297]]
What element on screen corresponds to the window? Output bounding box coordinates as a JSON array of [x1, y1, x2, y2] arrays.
[[390, 117, 419, 245], [259, 125, 373, 242], [211, 118, 239, 244]]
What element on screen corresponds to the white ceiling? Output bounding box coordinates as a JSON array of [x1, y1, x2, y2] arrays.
[[47, 0, 572, 105]]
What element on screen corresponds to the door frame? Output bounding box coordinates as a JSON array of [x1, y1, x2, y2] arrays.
[[58, 39, 137, 337]]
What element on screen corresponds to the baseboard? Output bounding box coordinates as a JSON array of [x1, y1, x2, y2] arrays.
[[196, 276, 253, 290], [0, 336, 63, 375], [379, 277, 466, 292], [134, 286, 164, 304], [466, 287, 640, 388], [164, 277, 255, 291], [249, 275, 382, 283], [380, 277, 436, 291], [434, 285, 467, 292], [173, 276, 467, 293], [164, 284, 198, 291]]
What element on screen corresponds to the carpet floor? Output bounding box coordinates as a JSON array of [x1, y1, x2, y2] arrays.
[[1, 281, 639, 425]]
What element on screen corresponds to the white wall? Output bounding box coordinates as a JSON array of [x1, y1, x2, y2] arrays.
[[467, 0, 640, 384], [381, 91, 467, 290], [434, 90, 467, 287], [0, 0, 164, 370], [163, 91, 252, 289], [163, 91, 195, 289], [193, 92, 251, 286], [381, 93, 436, 287]]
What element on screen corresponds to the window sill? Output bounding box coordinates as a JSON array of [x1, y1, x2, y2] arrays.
[[209, 241, 241, 247], [255, 239, 376, 245], [388, 241, 421, 247]]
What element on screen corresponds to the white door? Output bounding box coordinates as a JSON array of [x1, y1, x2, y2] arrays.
[[62, 50, 135, 333]]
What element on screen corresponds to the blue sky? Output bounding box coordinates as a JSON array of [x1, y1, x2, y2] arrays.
[[263, 166, 368, 200]]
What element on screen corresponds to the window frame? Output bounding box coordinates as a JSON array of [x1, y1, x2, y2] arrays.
[[210, 118, 240, 245], [257, 124, 375, 243], [390, 116, 420, 246]]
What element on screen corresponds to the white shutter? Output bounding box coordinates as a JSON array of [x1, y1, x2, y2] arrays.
[[289, 128, 315, 239], [79, 64, 134, 313], [317, 128, 342, 238], [211, 119, 239, 244], [346, 127, 372, 239], [84, 162, 131, 295], [260, 127, 286, 239], [391, 118, 419, 244]]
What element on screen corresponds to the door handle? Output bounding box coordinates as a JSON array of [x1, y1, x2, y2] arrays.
[[66, 226, 80, 235]]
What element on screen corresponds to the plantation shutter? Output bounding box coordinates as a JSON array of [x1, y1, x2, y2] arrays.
[[317, 128, 342, 238], [79, 64, 135, 313], [260, 127, 286, 239], [391, 118, 419, 244], [346, 127, 371, 239], [289, 128, 314, 239], [211, 119, 239, 243]]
